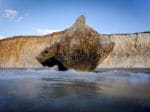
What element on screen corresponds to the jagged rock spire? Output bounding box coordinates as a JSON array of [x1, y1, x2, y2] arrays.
[[74, 15, 86, 29], [66, 15, 86, 37]]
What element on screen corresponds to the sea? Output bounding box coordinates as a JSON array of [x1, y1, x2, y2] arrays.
[[0, 67, 150, 112]]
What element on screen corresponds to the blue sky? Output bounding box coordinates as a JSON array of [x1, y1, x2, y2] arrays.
[[0, 0, 150, 38]]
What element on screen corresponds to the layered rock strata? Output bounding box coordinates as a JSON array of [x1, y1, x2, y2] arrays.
[[97, 32, 150, 69]]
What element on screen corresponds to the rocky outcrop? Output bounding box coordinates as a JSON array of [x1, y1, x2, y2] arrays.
[[97, 32, 150, 69], [36, 16, 114, 71]]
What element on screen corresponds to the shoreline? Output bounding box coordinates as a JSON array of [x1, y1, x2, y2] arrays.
[[0, 67, 150, 73], [94, 67, 150, 73]]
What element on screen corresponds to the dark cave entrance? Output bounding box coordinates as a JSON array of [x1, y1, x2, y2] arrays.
[[41, 57, 68, 71]]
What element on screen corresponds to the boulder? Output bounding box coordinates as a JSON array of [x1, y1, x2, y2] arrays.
[[36, 15, 114, 71]]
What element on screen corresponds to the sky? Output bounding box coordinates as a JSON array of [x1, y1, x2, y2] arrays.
[[0, 0, 150, 38]]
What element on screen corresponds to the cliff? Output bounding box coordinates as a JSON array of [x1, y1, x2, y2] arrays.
[[97, 32, 150, 68], [0, 32, 63, 68], [0, 15, 150, 71]]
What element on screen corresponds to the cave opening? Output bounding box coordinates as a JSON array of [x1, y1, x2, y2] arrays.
[[41, 57, 68, 71]]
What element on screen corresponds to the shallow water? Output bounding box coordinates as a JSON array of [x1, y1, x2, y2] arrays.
[[0, 68, 150, 112]]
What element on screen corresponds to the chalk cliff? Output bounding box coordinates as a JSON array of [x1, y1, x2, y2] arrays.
[[97, 32, 150, 68]]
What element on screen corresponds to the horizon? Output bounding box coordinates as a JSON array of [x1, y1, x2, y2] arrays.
[[0, 0, 150, 38]]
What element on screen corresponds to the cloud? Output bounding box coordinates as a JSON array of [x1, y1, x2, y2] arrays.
[[3, 9, 18, 19], [16, 13, 28, 23], [1, 9, 28, 23], [16, 16, 24, 23], [37, 28, 60, 35]]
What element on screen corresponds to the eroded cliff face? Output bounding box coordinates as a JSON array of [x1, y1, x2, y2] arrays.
[[0, 33, 63, 68], [97, 32, 150, 68]]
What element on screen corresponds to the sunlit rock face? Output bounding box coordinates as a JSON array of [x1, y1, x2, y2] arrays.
[[36, 15, 114, 71], [0, 33, 63, 68], [96, 32, 150, 69]]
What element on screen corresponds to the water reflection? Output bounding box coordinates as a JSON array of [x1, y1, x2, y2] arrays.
[[0, 69, 150, 112]]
